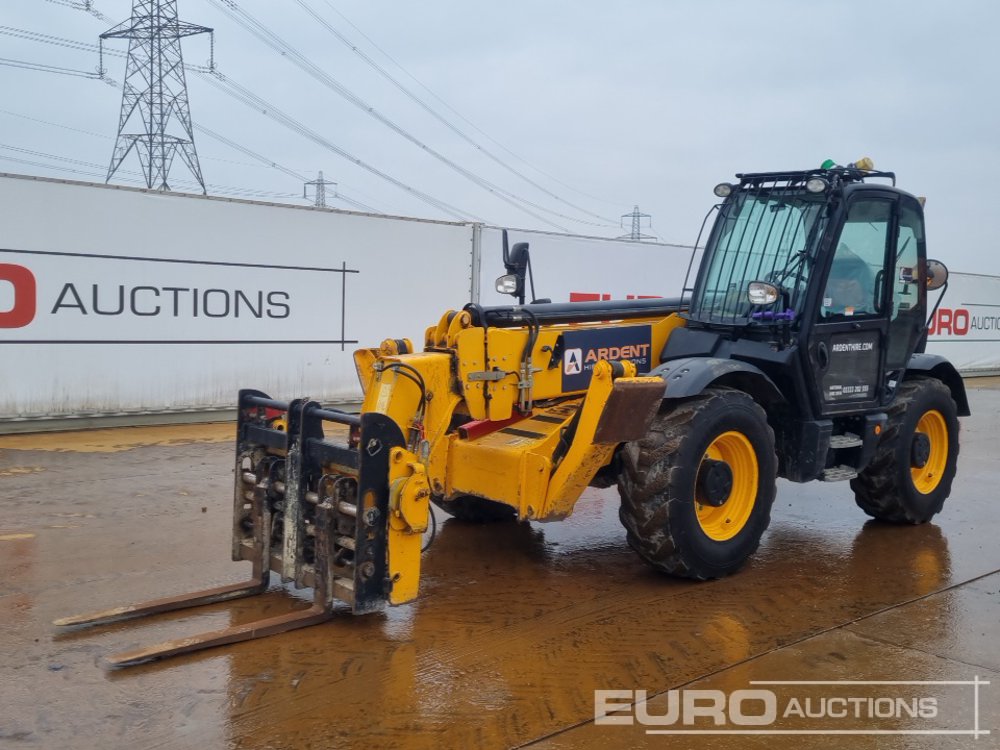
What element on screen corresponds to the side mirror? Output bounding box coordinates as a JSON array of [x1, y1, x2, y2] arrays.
[[505, 242, 530, 274], [926, 259, 949, 291], [747, 281, 779, 306]]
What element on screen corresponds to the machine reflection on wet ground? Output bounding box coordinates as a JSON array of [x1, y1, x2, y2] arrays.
[[0, 384, 997, 748]]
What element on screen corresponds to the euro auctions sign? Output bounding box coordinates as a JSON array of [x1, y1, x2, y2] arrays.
[[595, 678, 991, 738], [0, 249, 355, 344], [925, 272, 1000, 373], [0, 262, 36, 329], [927, 307, 1000, 336]]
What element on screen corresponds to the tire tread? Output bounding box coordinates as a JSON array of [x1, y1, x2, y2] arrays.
[[618, 388, 776, 579]]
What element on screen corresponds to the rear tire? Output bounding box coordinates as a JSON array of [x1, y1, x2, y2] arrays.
[[432, 495, 517, 523], [618, 388, 777, 580], [851, 378, 959, 523]]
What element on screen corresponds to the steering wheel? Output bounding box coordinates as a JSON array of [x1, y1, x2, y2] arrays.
[[764, 269, 806, 302]]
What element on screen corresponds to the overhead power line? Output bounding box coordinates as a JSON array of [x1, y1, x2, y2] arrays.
[[0, 143, 302, 200], [194, 124, 381, 213], [319, 189, 378, 214], [0, 31, 303, 177], [43, 0, 114, 23], [194, 123, 306, 182], [0, 24, 212, 76], [0, 55, 112, 83], [195, 69, 481, 222], [207, 0, 583, 232], [0, 99, 380, 214], [295, 0, 617, 226], [0, 106, 288, 172], [2, 23, 476, 219], [0, 24, 110, 56], [0, 107, 111, 139], [318, 0, 624, 209], [1, 154, 110, 179], [21, 2, 626, 227]]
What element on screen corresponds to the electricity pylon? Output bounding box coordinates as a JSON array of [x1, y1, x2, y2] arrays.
[[304, 171, 337, 208], [101, 0, 213, 192], [617, 205, 656, 241]]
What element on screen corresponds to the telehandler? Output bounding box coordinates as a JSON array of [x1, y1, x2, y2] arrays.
[[58, 160, 968, 666]]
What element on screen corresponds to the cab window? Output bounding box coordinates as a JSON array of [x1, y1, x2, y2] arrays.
[[820, 199, 891, 319], [886, 202, 925, 369]]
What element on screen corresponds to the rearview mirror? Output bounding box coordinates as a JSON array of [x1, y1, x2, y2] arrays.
[[926, 259, 949, 291], [499, 239, 531, 304]]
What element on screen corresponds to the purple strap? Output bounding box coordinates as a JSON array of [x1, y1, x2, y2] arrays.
[[751, 309, 796, 321]]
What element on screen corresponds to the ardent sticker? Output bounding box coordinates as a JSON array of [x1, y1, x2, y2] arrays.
[[564, 348, 583, 375], [822, 330, 880, 404], [560, 325, 653, 391], [831, 341, 875, 353]]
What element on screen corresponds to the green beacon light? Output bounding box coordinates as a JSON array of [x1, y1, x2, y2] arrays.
[[820, 157, 874, 171]]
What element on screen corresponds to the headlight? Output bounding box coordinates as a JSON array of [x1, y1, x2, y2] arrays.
[[495, 274, 519, 294], [713, 183, 733, 198], [747, 281, 779, 305], [805, 177, 829, 193]]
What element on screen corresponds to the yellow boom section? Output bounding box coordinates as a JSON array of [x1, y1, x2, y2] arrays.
[[353, 310, 684, 529]]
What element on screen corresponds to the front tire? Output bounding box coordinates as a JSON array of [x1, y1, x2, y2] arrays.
[[851, 378, 959, 523], [618, 388, 777, 580]]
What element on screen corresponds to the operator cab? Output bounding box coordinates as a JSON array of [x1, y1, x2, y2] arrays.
[[674, 159, 948, 420]]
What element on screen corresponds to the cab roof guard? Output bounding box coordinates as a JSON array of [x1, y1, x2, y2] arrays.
[[735, 167, 896, 188]]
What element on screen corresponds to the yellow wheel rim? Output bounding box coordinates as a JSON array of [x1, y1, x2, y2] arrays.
[[696, 431, 758, 541], [911, 410, 948, 494]]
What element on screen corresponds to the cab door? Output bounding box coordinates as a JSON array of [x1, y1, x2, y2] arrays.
[[884, 197, 928, 373], [806, 194, 894, 416]]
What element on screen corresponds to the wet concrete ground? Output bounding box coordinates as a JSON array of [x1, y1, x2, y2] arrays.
[[0, 383, 998, 749]]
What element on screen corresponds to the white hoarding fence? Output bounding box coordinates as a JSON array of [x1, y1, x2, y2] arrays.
[[926, 272, 1000, 374], [0, 174, 474, 421]]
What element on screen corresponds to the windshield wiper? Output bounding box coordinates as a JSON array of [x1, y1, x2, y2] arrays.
[[770, 250, 808, 287]]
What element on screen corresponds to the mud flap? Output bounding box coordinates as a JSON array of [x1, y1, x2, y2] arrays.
[[593, 376, 665, 444]]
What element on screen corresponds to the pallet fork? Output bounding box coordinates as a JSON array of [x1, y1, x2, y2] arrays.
[[55, 391, 400, 667]]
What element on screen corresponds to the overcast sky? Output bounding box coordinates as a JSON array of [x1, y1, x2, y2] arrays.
[[2, 1, 999, 273]]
